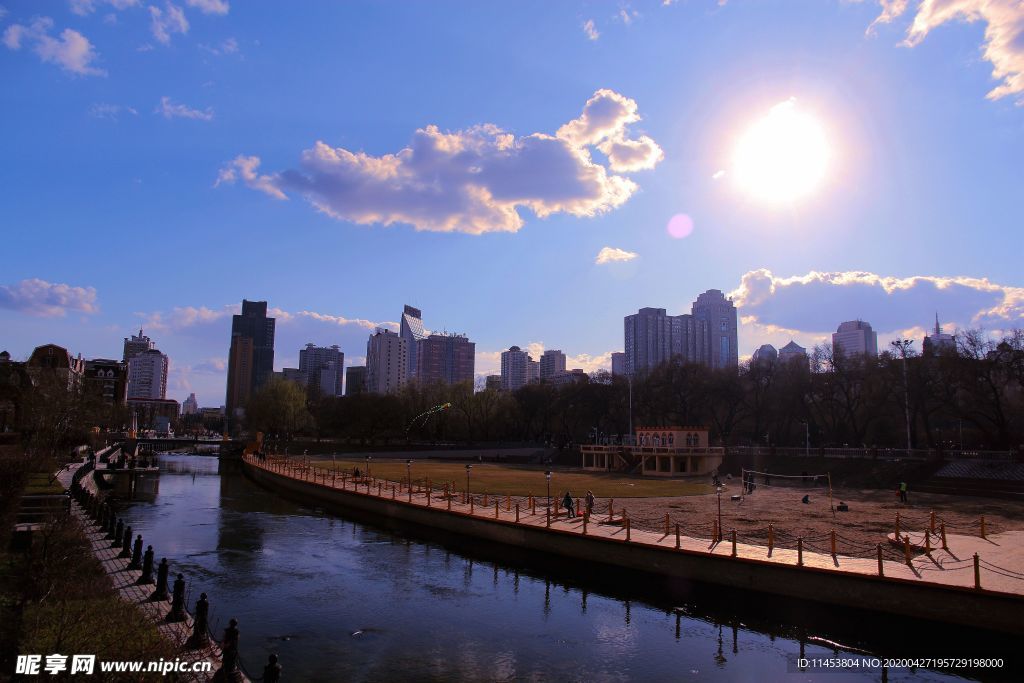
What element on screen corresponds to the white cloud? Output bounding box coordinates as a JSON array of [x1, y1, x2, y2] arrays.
[[149, 2, 188, 45], [199, 36, 238, 56], [89, 102, 138, 120], [156, 96, 213, 121], [595, 246, 639, 265], [865, 0, 1024, 103], [70, 0, 140, 15], [730, 269, 1024, 338], [0, 278, 98, 317], [216, 89, 662, 235], [186, 0, 228, 14], [582, 19, 600, 40], [3, 17, 105, 76]]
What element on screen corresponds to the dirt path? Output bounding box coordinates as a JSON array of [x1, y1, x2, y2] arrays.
[[611, 481, 1024, 558]]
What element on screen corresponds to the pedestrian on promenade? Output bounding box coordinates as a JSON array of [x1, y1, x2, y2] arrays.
[[585, 490, 595, 515], [899, 481, 908, 503], [562, 491, 575, 518]]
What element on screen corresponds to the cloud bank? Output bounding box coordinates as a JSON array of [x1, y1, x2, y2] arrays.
[[730, 269, 1024, 336], [0, 279, 99, 317], [216, 89, 663, 234]]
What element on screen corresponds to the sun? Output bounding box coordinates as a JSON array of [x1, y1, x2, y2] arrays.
[[732, 98, 830, 204]]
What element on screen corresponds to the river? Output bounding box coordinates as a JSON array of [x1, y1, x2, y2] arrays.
[[115, 454, 999, 682]]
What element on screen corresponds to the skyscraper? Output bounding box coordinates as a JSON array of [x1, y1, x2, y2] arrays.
[[751, 344, 778, 366], [122, 329, 154, 362], [366, 328, 407, 394], [298, 343, 345, 397], [832, 320, 878, 358], [923, 313, 955, 355], [610, 352, 626, 376], [539, 349, 566, 380], [416, 333, 475, 386], [500, 346, 530, 391], [345, 366, 367, 396], [400, 305, 427, 379], [691, 289, 739, 370], [225, 299, 276, 418], [127, 348, 169, 400], [778, 341, 808, 366], [623, 289, 738, 375]]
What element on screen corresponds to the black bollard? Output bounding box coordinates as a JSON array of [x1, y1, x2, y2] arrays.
[[151, 558, 170, 601], [186, 593, 211, 649], [119, 525, 133, 558], [216, 618, 242, 682], [262, 654, 282, 683], [166, 574, 187, 622], [128, 534, 143, 570], [106, 508, 117, 538], [112, 519, 124, 548], [137, 545, 155, 585]]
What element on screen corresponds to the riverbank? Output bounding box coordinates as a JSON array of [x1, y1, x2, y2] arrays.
[[58, 463, 240, 681], [243, 454, 1024, 635]]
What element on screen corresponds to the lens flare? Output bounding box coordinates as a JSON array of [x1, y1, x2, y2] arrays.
[[667, 214, 694, 239]]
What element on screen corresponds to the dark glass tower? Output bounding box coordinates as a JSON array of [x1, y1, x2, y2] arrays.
[[225, 299, 276, 420]]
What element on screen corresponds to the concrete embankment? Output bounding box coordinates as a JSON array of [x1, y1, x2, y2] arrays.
[[243, 457, 1023, 635]]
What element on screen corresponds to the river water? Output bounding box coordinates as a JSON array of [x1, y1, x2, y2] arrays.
[[116, 455, 1001, 682]]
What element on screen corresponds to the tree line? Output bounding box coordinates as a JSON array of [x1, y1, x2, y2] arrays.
[[243, 328, 1024, 451]]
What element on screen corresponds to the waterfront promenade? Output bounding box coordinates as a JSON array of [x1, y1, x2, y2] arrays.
[[58, 463, 244, 682], [243, 454, 1024, 633]]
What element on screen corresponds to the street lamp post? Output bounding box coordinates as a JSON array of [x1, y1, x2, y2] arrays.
[[890, 339, 914, 453], [465, 464, 472, 503], [545, 470, 552, 515], [800, 421, 810, 458], [406, 459, 412, 490], [365, 455, 372, 479], [716, 485, 723, 542]]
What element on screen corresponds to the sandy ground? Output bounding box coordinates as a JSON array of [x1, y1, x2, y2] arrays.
[[604, 481, 1024, 559]]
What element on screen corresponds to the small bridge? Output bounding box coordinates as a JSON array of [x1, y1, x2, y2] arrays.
[[126, 437, 248, 458]]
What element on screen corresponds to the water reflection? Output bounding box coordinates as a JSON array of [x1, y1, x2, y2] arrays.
[[110, 455, 1010, 682]]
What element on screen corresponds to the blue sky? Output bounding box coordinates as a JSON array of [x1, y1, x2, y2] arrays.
[[2, 0, 1023, 406]]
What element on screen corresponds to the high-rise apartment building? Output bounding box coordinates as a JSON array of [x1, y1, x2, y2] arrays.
[[832, 320, 878, 358], [500, 346, 530, 391], [485, 375, 502, 391], [182, 392, 199, 415], [122, 329, 154, 363], [623, 289, 737, 375], [345, 366, 366, 396], [751, 344, 777, 366], [692, 289, 739, 370], [610, 352, 626, 376], [400, 305, 427, 379], [128, 348, 169, 400], [298, 343, 345, 397], [366, 328, 407, 394], [416, 333, 475, 386], [539, 350, 566, 380], [225, 299, 276, 418]]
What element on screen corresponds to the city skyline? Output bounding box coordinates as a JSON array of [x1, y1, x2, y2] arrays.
[[2, 1, 1022, 406]]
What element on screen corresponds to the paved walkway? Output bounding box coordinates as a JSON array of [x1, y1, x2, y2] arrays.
[[57, 464, 240, 682], [249, 456, 1024, 596]]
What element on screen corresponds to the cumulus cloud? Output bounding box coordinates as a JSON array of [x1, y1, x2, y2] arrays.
[[70, 0, 140, 15], [865, 0, 1024, 103], [0, 278, 98, 317], [156, 96, 213, 121], [730, 269, 1024, 336], [3, 17, 105, 76], [149, 2, 188, 44], [595, 246, 639, 265], [582, 19, 600, 40], [216, 89, 663, 234]]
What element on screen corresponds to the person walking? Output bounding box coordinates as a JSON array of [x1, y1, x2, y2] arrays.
[[899, 481, 908, 503], [562, 491, 575, 518], [585, 490, 595, 516]]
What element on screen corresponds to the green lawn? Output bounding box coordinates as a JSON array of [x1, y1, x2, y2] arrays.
[[23, 473, 64, 495], [310, 459, 714, 498]]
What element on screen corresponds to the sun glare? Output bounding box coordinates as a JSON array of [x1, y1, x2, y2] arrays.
[[733, 98, 830, 204]]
